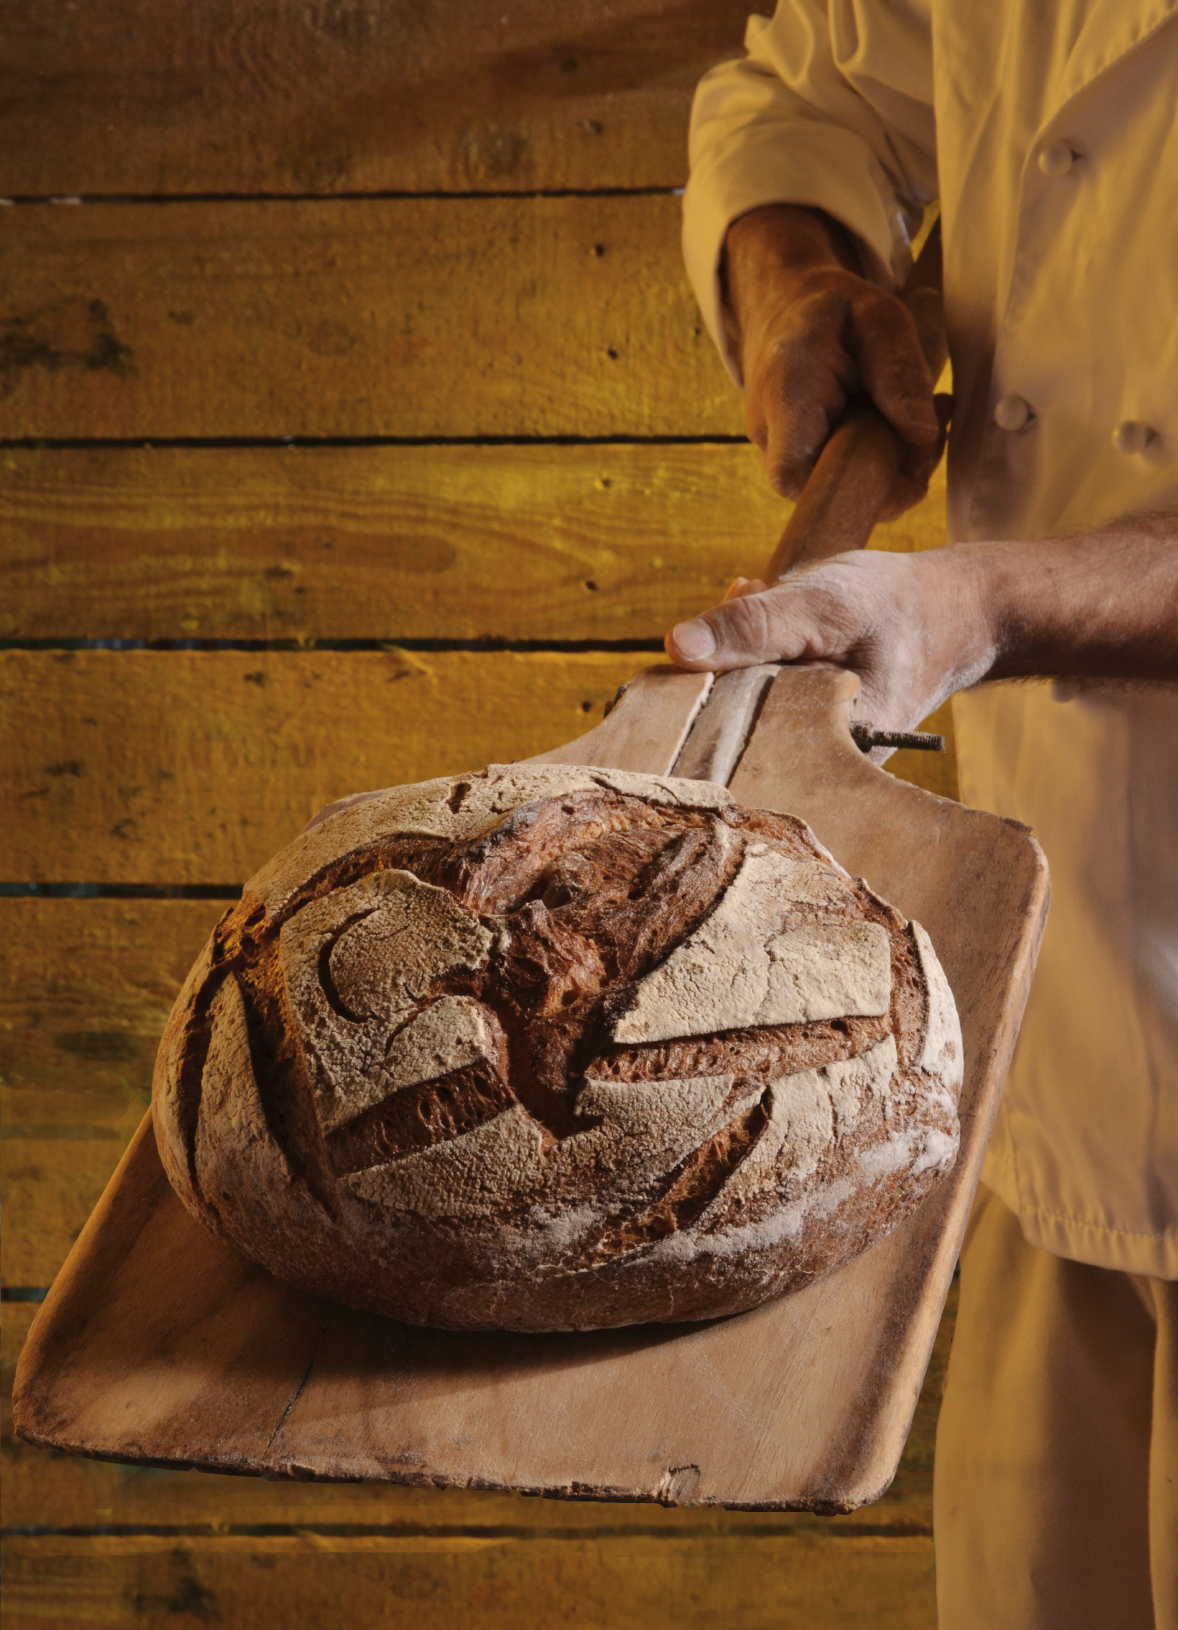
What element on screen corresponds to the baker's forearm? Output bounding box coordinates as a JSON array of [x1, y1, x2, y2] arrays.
[[955, 520, 1178, 682]]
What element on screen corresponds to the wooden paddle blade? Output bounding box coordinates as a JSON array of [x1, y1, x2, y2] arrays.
[[528, 664, 712, 774], [12, 667, 1048, 1512]]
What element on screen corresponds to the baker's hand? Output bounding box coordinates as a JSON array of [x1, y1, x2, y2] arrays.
[[666, 550, 993, 738], [725, 205, 945, 517]]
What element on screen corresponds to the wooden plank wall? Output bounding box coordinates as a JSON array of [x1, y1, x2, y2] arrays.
[[0, 4, 956, 1623]]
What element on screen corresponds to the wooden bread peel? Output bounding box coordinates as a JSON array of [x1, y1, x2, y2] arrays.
[[13, 224, 1048, 1511]]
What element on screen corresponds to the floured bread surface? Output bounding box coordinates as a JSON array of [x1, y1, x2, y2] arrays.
[[154, 764, 963, 1331]]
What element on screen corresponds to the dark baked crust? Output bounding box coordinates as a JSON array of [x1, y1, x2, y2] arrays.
[[154, 765, 962, 1331]]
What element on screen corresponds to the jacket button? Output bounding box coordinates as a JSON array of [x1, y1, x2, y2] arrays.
[[1038, 141, 1076, 177], [1112, 420, 1156, 455], [994, 394, 1032, 431]]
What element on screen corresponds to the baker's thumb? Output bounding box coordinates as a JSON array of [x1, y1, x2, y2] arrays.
[[665, 591, 793, 670]]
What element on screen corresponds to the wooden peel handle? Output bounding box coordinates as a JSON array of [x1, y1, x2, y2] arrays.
[[765, 220, 947, 583]]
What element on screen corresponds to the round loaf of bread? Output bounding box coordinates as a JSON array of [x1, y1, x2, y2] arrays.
[[154, 763, 963, 1331]]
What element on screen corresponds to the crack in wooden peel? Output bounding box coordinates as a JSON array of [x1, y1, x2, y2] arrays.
[[264, 1312, 331, 1454]]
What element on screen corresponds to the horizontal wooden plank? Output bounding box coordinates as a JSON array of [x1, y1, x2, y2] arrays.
[[1, 1137, 130, 1286], [1, 1286, 951, 1530], [0, 651, 956, 883], [0, 1532, 936, 1629], [0, 446, 949, 642], [0, 900, 224, 1142], [0, 196, 744, 440], [0, 649, 642, 881], [0, 1, 751, 198]]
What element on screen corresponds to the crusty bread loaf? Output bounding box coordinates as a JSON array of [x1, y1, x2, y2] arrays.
[[153, 764, 963, 1331]]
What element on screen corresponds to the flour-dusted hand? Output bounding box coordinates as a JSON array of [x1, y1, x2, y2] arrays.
[[725, 206, 946, 517], [667, 525, 1178, 736], [669, 551, 991, 740]]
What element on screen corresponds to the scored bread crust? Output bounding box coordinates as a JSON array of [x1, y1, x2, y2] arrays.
[[153, 764, 963, 1331]]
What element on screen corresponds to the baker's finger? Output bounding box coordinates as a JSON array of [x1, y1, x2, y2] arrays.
[[722, 576, 769, 602], [666, 586, 812, 670], [851, 290, 939, 446], [876, 391, 953, 520], [751, 378, 840, 500], [751, 289, 857, 498]]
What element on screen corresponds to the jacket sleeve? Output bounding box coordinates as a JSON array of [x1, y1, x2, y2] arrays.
[[682, 0, 938, 383]]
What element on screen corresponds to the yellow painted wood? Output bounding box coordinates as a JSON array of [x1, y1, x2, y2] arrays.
[[0, 900, 220, 1287], [0, 18, 954, 1619], [1, 1137, 130, 1286], [0, 445, 948, 643], [0, 197, 743, 440], [0, 1531, 936, 1629], [0, 900, 225, 1140], [0, 650, 960, 883], [0, 649, 643, 882], [0, 0, 751, 198]]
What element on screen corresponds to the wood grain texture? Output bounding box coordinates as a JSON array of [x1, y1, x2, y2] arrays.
[[0, 650, 641, 882], [0, 1290, 954, 1531], [0, 651, 955, 884], [0, 900, 223, 1285], [0, 1532, 936, 1630], [0, 900, 225, 1140], [0, 442, 776, 641], [0, 444, 948, 643], [11, 669, 1042, 1509], [534, 664, 711, 770], [0, 196, 743, 440], [672, 664, 778, 783], [0, 0, 752, 199], [2, 1138, 132, 1288]]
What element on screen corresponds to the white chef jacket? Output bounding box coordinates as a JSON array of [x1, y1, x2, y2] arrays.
[[682, 0, 1178, 1276]]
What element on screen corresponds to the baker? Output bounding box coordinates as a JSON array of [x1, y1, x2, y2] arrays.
[[668, 4, 1178, 1624]]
